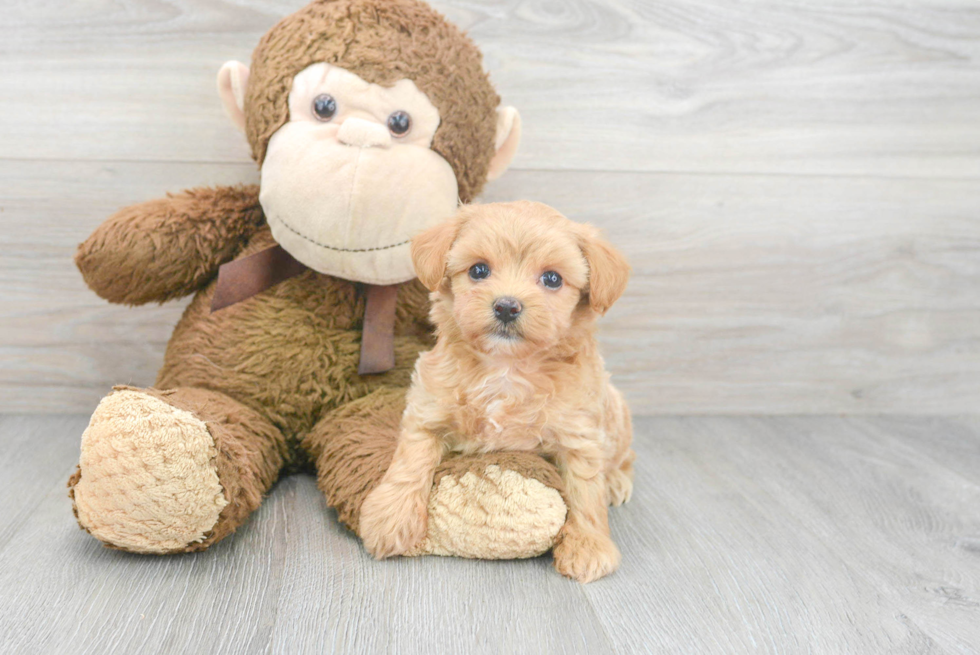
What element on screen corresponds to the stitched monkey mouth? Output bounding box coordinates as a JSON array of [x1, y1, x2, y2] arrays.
[[267, 212, 410, 254]]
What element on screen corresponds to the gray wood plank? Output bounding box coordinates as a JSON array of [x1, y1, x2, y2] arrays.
[[2, 415, 979, 653], [267, 479, 612, 655], [0, 467, 289, 654], [2, 0, 979, 176], [0, 415, 89, 551], [754, 416, 980, 655], [856, 415, 980, 488], [490, 171, 980, 414], [4, 160, 979, 414], [595, 416, 980, 654], [582, 417, 950, 654], [0, 160, 244, 412], [0, 418, 611, 655]]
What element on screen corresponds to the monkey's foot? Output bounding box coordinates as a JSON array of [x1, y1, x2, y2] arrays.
[[68, 389, 228, 554], [408, 455, 567, 559]]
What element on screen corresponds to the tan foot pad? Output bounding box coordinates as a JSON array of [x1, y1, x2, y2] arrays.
[[409, 465, 567, 559], [72, 389, 228, 554]]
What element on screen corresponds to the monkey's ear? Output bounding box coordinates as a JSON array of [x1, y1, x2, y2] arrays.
[[411, 217, 461, 291], [578, 225, 631, 315], [217, 61, 250, 131], [486, 107, 522, 182]]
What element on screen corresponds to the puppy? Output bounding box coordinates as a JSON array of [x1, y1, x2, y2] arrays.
[[359, 201, 635, 583]]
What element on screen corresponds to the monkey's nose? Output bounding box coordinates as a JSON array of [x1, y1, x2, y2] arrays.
[[493, 297, 523, 324], [337, 117, 392, 149]]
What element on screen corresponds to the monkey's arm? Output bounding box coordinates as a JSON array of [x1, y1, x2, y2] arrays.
[[76, 185, 264, 305]]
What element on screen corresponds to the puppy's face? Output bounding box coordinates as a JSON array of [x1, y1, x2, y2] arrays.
[[412, 201, 630, 357]]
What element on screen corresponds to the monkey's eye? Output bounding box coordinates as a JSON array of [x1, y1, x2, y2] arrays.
[[387, 111, 412, 136], [312, 94, 337, 121], [468, 263, 490, 280], [540, 271, 563, 289]]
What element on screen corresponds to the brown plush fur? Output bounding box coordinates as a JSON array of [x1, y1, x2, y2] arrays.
[[69, 188, 567, 550], [134, 386, 288, 551], [156, 225, 433, 452], [245, 0, 499, 203], [71, 385, 291, 552], [75, 186, 264, 305], [358, 202, 635, 582], [68, 0, 559, 556]]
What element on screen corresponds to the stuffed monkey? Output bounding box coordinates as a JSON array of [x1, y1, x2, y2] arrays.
[[68, 0, 568, 558]]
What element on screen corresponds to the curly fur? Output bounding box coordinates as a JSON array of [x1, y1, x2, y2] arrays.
[[359, 202, 636, 582]]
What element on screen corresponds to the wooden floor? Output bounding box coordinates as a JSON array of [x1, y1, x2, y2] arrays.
[[2, 414, 978, 654], [2, 1, 978, 652]]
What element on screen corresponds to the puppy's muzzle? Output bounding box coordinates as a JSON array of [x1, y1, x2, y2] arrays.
[[492, 297, 522, 324]]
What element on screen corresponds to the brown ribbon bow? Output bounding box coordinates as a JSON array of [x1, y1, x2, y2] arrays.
[[210, 245, 397, 375]]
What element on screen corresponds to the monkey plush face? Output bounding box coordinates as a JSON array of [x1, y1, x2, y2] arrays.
[[217, 0, 521, 285], [259, 63, 460, 283]]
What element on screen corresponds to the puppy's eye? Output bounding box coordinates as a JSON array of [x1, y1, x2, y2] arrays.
[[540, 271, 563, 289], [312, 94, 337, 121], [468, 263, 490, 280], [387, 110, 411, 136]]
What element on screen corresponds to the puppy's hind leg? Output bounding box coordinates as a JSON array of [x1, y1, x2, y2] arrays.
[[604, 384, 634, 507], [606, 449, 635, 506]]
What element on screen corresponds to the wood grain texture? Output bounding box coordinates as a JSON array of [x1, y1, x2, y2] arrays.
[[2, 0, 979, 176], [0, 416, 88, 552], [3, 159, 978, 414], [267, 483, 613, 655], [744, 416, 980, 654], [2, 415, 979, 653], [2, 0, 979, 414], [584, 418, 951, 653], [488, 171, 980, 414]]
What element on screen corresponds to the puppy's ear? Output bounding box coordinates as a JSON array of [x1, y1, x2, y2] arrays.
[[579, 225, 631, 314], [412, 217, 461, 291]]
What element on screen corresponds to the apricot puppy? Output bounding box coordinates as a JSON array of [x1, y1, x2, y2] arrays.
[[359, 201, 635, 583]]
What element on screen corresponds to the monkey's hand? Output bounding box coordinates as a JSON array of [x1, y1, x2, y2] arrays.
[[76, 185, 263, 305]]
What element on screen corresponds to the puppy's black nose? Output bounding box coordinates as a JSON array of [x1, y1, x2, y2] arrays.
[[493, 297, 522, 323]]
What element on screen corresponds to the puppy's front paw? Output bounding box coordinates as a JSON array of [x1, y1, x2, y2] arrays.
[[553, 527, 621, 583], [359, 482, 428, 559]]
